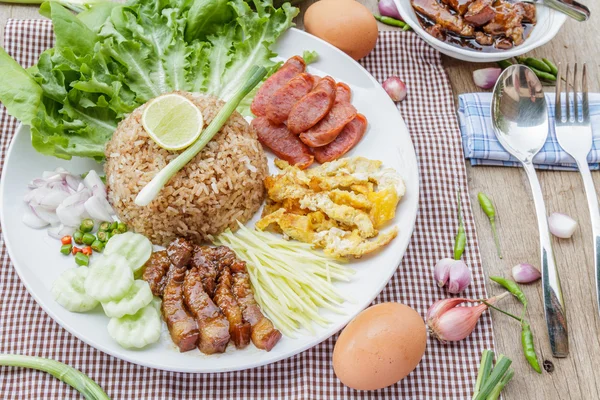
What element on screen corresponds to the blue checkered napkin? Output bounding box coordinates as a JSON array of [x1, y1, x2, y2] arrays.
[[458, 92, 600, 170]]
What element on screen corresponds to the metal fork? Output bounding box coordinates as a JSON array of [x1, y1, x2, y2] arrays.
[[554, 63, 600, 317]]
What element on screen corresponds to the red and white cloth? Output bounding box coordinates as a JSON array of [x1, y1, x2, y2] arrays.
[[0, 19, 494, 399]]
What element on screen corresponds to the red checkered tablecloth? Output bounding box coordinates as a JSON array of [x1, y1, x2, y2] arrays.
[[0, 19, 494, 399]]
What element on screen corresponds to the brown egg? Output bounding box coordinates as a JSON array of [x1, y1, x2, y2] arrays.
[[304, 0, 379, 60], [332, 302, 427, 390]]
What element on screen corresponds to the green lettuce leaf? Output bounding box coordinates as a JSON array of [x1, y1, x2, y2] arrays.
[[0, 47, 44, 126], [0, 0, 301, 160]]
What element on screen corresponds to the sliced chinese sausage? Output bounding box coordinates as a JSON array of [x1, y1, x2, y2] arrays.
[[287, 76, 336, 134], [335, 82, 352, 103], [252, 117, 314, 169], [314, 114, 368, 163], [299, 101, 357, 147], [250, 56, 305, 117], [265, 73, 315, 125]]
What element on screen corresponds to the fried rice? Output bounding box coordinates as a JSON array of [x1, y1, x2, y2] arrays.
[[104, 91, 268, 246]]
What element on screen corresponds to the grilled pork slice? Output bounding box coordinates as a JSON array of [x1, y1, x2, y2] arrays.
[[167, 237, 194, 269], [440, 0, 473, 15], [162, 265, 199, 352], [142, 250, 171, 297], [190, 245, 219, 297], [412, 0, 474, 37], [464, 0, 495, 26], [213, 246, 246, 273], [232, 271, 282, 351], [183, 267, 230, 354], [214, 266, 252, 349]]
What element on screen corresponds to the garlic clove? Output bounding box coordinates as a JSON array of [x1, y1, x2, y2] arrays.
[[512, 263, 541, 284], [447, 260, 472, 294], [548, 212, 577, 239], [433, 258, 454, 287]]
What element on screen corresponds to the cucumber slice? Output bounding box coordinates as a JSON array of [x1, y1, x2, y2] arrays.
[[107, 304, 161, 349], [102, 280, 153, 318], [51, 267, 99, 312], [84, 254, 133, 302], [104, 232, 153, 273]]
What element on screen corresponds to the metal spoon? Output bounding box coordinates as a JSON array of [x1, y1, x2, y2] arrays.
[[523, 0, 590, 22], [491, 65, 569, 358]]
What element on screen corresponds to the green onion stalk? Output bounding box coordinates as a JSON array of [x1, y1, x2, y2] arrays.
[[0, 354, 110, 400], [135, 66, 267, 206]]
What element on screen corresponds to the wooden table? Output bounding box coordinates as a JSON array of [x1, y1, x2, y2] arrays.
[[1, 1, 599, 398]]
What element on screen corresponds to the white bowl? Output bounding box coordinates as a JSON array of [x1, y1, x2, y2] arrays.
[[393, 0, 567, 62]]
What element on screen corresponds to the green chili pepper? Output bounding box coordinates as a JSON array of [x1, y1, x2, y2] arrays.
[[490, 276, 527, 306], [497, 59, 513, 69], [117, 222, 127, 233], [91, 240, 104, 253], [97, 231, 109, 242], [74, 252, 89, 266], [477, 192, 502, 259], [542, 58, 558, 76], [529, 66, 557, 82], [109, 221, 118, 231], [80, 218, 94, 233], [82, 233, 96, 246], [99, 221, 111, 232], [453, 191, 466, 260], [373, 15, 409, 29], [521, 57, 552, 73], [73, 230, 84, 245], [521, 322, 542, 373], [60, 244, 72, 255]]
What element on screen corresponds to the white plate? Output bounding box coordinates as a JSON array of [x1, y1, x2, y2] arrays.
[[0, 28, 419, 373]]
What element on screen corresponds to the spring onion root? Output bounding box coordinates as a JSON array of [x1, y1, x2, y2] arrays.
[[135, 66, 267, 206], [214, 223, 354, 337], [0, 354, 110, 400]]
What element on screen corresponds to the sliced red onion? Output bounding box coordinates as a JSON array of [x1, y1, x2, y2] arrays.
[[378, 0, 403, 20], [473, 68, 502, 90], [22, 207, 49, 229], [65, 174, 82, 191], [84, 195, 113, 221], [48, 224, 77, 239], [56, 202, 86, 227], [83, 170, 107, 198], [39, 190, 70, 210], [24, 168, 112, 240], [382, 76, 407, 102], [512, 263, 541, 284], [548, 212, 577, 239], [30, 203, 61, 225]]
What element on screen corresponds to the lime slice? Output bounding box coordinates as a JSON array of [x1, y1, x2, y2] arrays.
[[142, 93, 203, 151]]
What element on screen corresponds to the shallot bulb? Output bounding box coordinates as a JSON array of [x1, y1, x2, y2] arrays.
[[382, 76, 407, 102], [548, 212, 577, 239], [427, 293, 509, 343], [512, 263, 541, 284], [433, 258, 472, 294], [473, 68, 502, 90], [378, 0, 403, 20]]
